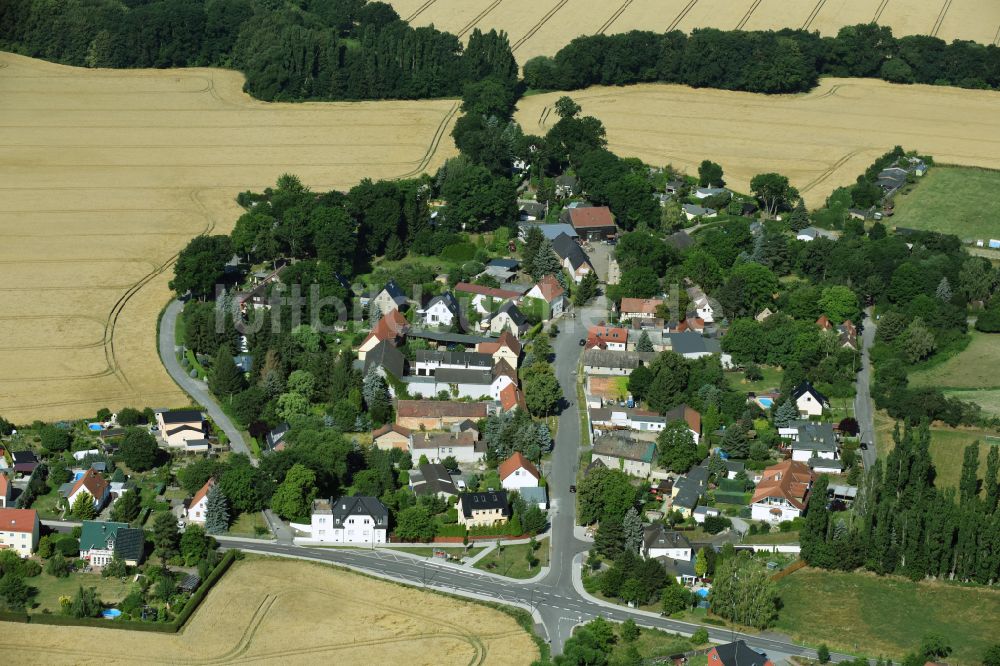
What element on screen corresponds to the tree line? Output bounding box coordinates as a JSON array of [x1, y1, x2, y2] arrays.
[[0, 0, 517, 101], [523, 24, 1000, 95]]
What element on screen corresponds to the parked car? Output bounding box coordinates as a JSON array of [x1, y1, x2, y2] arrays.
[[578, 338, 586, 346]]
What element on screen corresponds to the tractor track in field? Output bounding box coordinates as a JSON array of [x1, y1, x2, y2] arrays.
[[735, 0, 763, 30], [596, 0, 634, 35], [456, 0, 506, 38], [512, 0, 570, 51]]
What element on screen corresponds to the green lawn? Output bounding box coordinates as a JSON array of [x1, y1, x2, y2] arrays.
[[944, 388, 1000, 417], [725, 366, 783, 394], [875, 411, 993, 490], [29, 572, 135, 614], [775, 568, 1000, 663], [890, 166, 1000, 240], [385, 546, 486, 559], [744, 530, 800, 544], [609, 625, 704, 660], [473, 542, 549, 579], [911, 332, 1000, 390], [30, 485, 65, 519], [227, 511, 270, 537]]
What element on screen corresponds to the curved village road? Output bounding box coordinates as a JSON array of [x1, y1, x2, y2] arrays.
[[161, 297, 844, 661]]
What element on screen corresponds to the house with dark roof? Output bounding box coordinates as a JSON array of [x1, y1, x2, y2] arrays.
[[370, 279, 408, 316], [409, 463, 459, 499], [11, 450, 38, 475], [567, 205, 617, 240], [420, 291, 461, 328], [488, 300, 528, 338], [458, 491, 510, 528], [550, 233, 594, 283], [413, 350, 493, 376], [156, 410, 206, 449], [363, 339, 408, 382], [582, 349, 658, 376], [707, 640, 774, 666], [792, 380, 829, 417], [310, 495, 388, 544], [592, 434, 656, 478], [643, 523, 692, 561], [671, 462, 709, 517], [555, 174, 580, 198], [264, 422, 290, 453], [80, 520, 145, 566], [518, 222, 578, 242]]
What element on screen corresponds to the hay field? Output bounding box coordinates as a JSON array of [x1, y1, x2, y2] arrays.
[[0, 52, 458, 422], [0, 558, 538, 666], [391, 0, 1000, 62], [515, 78, 1000, 203]]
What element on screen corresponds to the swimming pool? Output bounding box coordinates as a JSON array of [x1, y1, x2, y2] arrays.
[[88, 423, 103, 431], [757, 397, 774, 408], [101, 609, 122, 619]]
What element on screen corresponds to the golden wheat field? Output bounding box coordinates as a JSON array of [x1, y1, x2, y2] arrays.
[[0, 52, 459, 422], [515, 78, 1000, 203], [0, 558, 539, 666], [391, 0, 1000, 62]]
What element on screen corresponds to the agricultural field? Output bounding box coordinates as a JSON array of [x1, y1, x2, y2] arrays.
[[1, 557, 538, 666], [0, 52, 458, 422], [776, 567, 1000, 664], [875, 411, 994, 490], [391, 0, 1000, 63], [890, 166, 1000, 240], [910, 331, 1000, 416], [515, 78, 1000, 205]]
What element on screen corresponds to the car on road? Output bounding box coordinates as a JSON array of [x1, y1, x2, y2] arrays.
[[578, 338, 586, 346], [569, 485, 577, 493], [860, 442, 869, 450]]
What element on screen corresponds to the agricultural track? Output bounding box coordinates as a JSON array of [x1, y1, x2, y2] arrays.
[[994, 24, 1000, 45], [872, 0, 890, 24], [667, 0, 699, 32], [802, 0, 828, 30], [511, 0, 570, 51], [930, 0, 953, 37], [596, 0, 635, 35], [396, 102, 460, 179], [455, 0, 506, 38], [799, 147, 866, 194], [405, 0, 437, 22], [735, 0, 763, 31]]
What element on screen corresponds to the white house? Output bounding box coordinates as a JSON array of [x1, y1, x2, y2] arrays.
[[792, 381, 829, 417], [186, 478, 213, 525], [420, 292, 460, 328], [488, 301, 528, 338], [592, 435, 656, 478], [409, 430, 485, 464], [499, 452, 540, 491], [685, 284, 715, 323], [790, 423, 838, 464], [692, 506, 721, 525], [642, 524, 692, 561], [524, 274, 567, 320], [63, 468, 110, 513], [310, 495, 388, 544], [0, 508, 39, 557], [618, 298, 663, 322], [454, 282, 522, 316], [750, 460, 813, 523]]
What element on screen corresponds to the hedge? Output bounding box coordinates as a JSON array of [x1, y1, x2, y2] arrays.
[[0, 550, 239, 632]]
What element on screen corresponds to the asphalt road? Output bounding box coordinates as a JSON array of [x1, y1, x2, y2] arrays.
[[854, 312, 878, 469], [159, 295, 841, 660]]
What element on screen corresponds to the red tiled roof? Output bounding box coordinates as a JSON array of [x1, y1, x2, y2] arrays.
[[191, 478, 214, 508], [372, 423, 412, 440], [586, 325, 628, 348], [71, 468, 108, 501], [533, 274, 565, 302], [499, 383, 526, 412], [815, 315, 833, 330], [568, 206, 616, 229], [751, 460, 813, 511], [499, 451, 540, 482], [454, 282, 522, 300], [478, 331, 522, 357], [620, 298, 663, 315], [396, 400, 490, 419], [0, 507, 38, 533], [360, 309, 410, 347], [0, 473, 9, 498]]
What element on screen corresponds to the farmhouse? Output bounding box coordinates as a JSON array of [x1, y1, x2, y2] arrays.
[[619, 298, 663, 322], [0, 507, 39, 557], [371, 423, 412, 451], [311, 495, 388, 545], [408, 463, 459, 499], [582, 349, 657, 375], [458, 491, 510, 528], [79, 520, 145, 567], [524, 274, 567, 319], [792, 380, 829, 417], [567, 205, 617, 240], [592, 434, 656, 478], [751, 460, 814, 523], [499, 452, 540, 491], [395, 400, 491, 430]]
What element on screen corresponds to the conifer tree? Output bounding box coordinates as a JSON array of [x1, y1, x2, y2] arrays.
[[210, 344, 245, 397], [205, 484, 230, 535], [635, 330, 654, 353], [622, 507, 643, 554]]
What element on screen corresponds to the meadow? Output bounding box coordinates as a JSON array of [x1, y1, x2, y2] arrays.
[[890, 166, 1000, 240], [391, 0, 1000, 63], [0, 52, 458, 422], [910, 331, 1000, 417], [776, 567, 1000, 663], [515, 78, 1000, 205], [1, 557, 538, 666]]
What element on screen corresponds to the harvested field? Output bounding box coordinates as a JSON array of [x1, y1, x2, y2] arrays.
[[0, 557, 538, 666], [0, 52, 458, 422], [391, 0, 1000, 62], [515, 78, 1000, 203]]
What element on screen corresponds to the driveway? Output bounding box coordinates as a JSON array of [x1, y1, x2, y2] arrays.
[[854, 311, 877, 469]]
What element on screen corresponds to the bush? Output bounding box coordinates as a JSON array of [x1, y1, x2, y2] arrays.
[[54, 537, 79, 558], [691, 628, 709, 645], [439, 242, 477, 263], [703, 515, 732, 534]]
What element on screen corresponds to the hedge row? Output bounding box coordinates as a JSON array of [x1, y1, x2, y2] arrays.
[[0, 550, 239, 632]]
